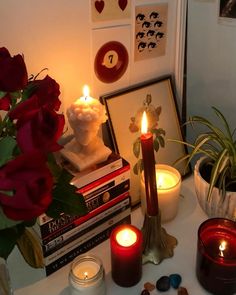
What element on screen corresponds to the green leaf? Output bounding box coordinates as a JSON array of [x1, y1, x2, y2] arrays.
[[133, 159, 143, 175], [153, 138, 160, 152], [0, 91, 7, 99], [21, 83, 38, 101], [158, 136, 165, 148], [133, 138, 141, 158], [47, 169, 87, 218], [0, 209, 20, 230], [0, 224, 25, 259], [0, 136, 17, 167], [152, 128, 166, 137], [47, 153, 62, 180]]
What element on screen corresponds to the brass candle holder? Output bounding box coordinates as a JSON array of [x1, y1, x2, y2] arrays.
[[140, 111, 177, 265], [142, 210, 177, 264]]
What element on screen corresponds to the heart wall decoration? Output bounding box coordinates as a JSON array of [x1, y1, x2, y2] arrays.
[[118, 0, 128, 11], [95, 0, 105, 14], [91, 0, 131, 22]]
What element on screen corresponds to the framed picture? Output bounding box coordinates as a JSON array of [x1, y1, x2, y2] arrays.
[[100, 75, 190, 205]]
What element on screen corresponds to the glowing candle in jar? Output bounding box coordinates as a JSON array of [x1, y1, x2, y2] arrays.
[[141, 164, 181, 222], [69, 255, 106, 295], [196, 218, 236, 295], [140, 111, 159, 216], [110, 224, 143, 287]]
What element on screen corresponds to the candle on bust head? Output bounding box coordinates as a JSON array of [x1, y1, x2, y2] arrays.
[[140, 164, 181, 222], [196, 218, 236, 295], [140, 111, 159, 216], [110, 224, 142, 287]]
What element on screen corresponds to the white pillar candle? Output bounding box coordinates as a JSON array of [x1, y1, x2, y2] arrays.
[[69, 255, 106, 295], [140, 164, 181, 222]]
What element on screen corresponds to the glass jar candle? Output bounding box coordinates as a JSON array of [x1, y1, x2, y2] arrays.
[[69, 254, 106, 295], [196, 218, 236, 295]]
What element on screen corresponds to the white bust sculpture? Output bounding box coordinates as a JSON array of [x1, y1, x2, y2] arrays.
[[60, 86, 111, 171]]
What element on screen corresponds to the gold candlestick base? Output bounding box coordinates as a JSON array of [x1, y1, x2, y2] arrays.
[[142, 212, 178, 264]]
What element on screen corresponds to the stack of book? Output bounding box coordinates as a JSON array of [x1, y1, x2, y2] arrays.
[[33, 153, 131, 276]]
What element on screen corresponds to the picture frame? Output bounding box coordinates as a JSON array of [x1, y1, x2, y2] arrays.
[[100, 75, 191, 205]]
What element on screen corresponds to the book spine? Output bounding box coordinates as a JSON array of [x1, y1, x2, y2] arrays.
[[36, 191, 130, 244], [44, 209, 131, 275], [37, 164, 130, 226], [76, 160, 130, 193], [41, 197, 131, 256], [71, 157, 126, 189]]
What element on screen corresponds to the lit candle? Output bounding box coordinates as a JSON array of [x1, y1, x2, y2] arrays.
[[196, 218, 236, 295], [141, 164, 181, 222], [110, 224, 143, 287], [140, 111, 159, 216], [69, 254, 106, 295]]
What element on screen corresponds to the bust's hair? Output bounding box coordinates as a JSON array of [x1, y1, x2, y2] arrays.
[[67, 99, 107, 130]]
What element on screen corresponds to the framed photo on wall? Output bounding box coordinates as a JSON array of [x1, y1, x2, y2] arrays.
[[100, 75, 190, 205]]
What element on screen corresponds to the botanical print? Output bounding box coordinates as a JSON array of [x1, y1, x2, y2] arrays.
[[134, 3, 168, 61], [91, 0, 131, 22], [129, 94, 165, 175]]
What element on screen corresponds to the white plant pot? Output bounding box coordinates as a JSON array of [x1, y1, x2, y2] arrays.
[[194, 157, 236, 221]]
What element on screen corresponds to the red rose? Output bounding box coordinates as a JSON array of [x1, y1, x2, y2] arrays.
[[0, 152, 53, 221], [0, 94, 11, 111], [9, 75, 61, 121], [29, 75, 61, 111], [16, 106, 65, 153], [0, 47, 28, 92]]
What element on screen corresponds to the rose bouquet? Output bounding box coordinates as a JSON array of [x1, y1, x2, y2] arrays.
[[0, 47, 87, 267]]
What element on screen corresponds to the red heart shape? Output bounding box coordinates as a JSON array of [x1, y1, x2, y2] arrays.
[[95, 0, 104, 14], [118, 0, 128, 11]]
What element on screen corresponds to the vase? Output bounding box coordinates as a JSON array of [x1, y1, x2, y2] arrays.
[[194, 157, 236, 221], [0, 257, 13, 295]]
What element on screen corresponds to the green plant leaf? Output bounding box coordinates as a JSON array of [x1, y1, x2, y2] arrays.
[[153, 138, 160, 152], [133, 137, 141, 159], [133, 158, 143, 175], [207, 148, 228, 201], [0, 91, 7, 99], [47, 169, 87, 218], [0, 224, 25, 259], [0, 136, 17, 167]]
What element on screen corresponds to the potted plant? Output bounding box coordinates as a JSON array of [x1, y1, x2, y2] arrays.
[[172, 106, 236, 221]]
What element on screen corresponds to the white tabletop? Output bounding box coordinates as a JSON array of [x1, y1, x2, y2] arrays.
[[8, 175, 211, 295]]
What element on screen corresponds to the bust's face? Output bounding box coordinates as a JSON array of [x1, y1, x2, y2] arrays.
[[74, 127, 98, 146]]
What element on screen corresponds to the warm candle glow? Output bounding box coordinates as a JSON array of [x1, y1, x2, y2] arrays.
[[157, 174, 164, 188], [116, 228, 137, 247], [73, 260, 100, 280], [83, 85, 90, 98], [156, 171, 178, 189], [219, 241, 227, 257], [141, 111, 148, 134]]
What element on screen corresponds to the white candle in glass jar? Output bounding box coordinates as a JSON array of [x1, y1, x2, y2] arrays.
[[69, 255, 106, 295], [141, 164, 181, 222]]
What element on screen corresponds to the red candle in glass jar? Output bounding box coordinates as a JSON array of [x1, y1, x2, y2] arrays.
[[110, 224, 143, 287], [196, 218, 236, 295]]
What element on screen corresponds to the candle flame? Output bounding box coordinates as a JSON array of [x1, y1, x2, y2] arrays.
[[157, 174, 164, 188], [83, 85, 90, 98], [116, 228, 137, 247], [141, 111, 148, 134], [219, 241, 227, 257], [83, 271, 88, 280]]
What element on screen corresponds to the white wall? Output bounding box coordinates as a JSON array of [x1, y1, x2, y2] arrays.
[[187, 0, 236, 132], [0, 0, 184, 131]]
